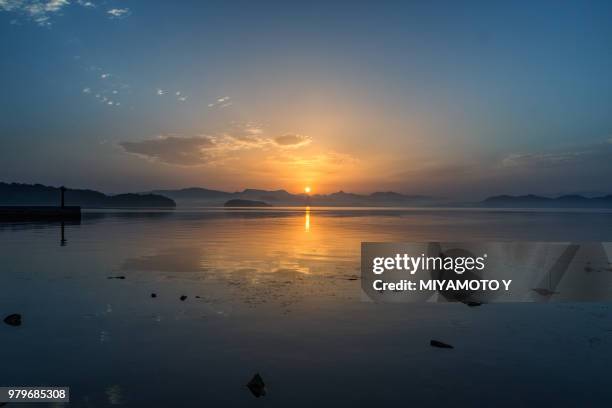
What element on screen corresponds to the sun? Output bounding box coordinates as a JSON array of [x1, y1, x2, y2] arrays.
[[304, 186, 311, 194]]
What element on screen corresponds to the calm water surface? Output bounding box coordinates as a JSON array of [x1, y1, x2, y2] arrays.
[[1, 208, 612, 407]]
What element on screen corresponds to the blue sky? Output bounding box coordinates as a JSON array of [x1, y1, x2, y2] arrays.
[[1, 0, 611, 197]]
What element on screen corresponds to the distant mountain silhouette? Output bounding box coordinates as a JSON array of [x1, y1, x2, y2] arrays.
[[10, 182, 608, 209], [151, 187, 434, 206], [552, 191, 610, 198], [0, 182, 176, 208], [153, 187, 230, 200], [224, 199, 271, 207], [481, 194, 612, 208]]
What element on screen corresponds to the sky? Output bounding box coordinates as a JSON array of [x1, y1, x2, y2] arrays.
[[1, 0, 611, 198]]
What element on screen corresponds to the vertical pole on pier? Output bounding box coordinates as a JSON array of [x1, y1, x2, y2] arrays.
[[60, 222, 67, 246], [60, 186, 66, 208]]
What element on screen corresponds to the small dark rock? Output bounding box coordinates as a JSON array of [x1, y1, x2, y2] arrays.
[[464, 301, 482, 307], [246, 373, 266, 398], [107, 276, 126, 280], [180, 295, 187, 301], [430, 339, 453, 349], [3, 313, 22, 327], [532, 288, 558, 296], [151, 293, 157, 298]]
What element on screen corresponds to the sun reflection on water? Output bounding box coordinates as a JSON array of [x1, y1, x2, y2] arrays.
[[304, 206, 311, 232]]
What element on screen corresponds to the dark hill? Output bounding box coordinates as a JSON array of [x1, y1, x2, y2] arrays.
[[481, 194, 612, 208], [224, 199, 271, 207], [0, 182, 176, 208], [152, 187, 231, 200]]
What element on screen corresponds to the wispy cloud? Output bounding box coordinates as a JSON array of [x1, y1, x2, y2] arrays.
[[273, 134, 311, 148], [107, 7, 129, 19], [76, 0, 94, 7], [80, 66, 131, 108], [272, 151, 357, 168], [119, 125, 317, 166], [0, 0, 96, 26], [44, 0, 68, 12], [0, 0, 69, 26], [80, 60, 193, 110], [222, 124, 313, 151], [208, 96, 232, 109], [119, 135, 218, 166], [0, 0, 22, 11], [156, 89, 188, 102], [222, 122, 266, 143], [500, 151, 585, 168], [118, 132, 268, 166], [498, 139, 612, 169]]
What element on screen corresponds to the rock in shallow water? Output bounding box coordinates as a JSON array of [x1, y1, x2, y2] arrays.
[[180, 295, 187, 301], [3, 313, 22, 326], [430, 339, 454, 349], [246, 373, 266, 398]]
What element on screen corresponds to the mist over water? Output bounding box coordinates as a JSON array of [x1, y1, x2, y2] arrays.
[[1, 208, 612, 407]]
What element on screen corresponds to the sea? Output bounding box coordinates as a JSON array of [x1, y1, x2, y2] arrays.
[[1, 207, 612, 407]]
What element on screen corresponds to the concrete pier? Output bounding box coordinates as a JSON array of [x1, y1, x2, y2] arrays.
[[0, 206, 81, 220]]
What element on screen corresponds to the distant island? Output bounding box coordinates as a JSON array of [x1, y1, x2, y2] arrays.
[[152, 187, 436, 207], [152, 187, 612, 208], [2, 182, 611, 209], [0, 182, 176, 208], [224, 199, 272, 207], [480, 194, 612, 208]]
